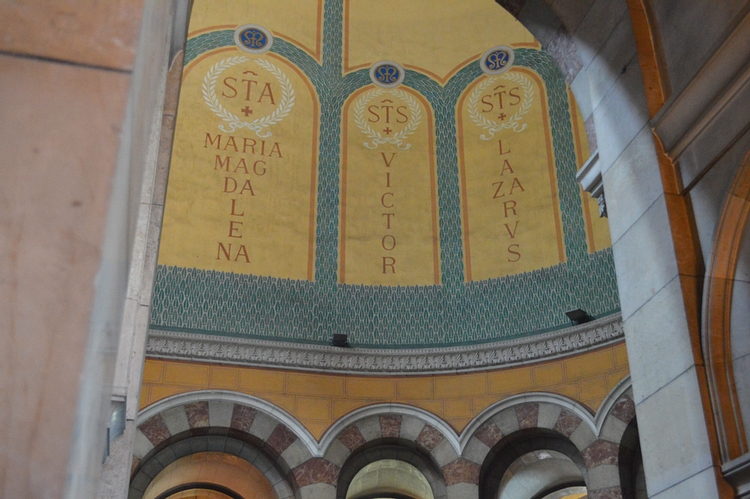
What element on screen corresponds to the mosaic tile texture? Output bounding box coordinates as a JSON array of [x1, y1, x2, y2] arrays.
[[151, 0, 620, 348]]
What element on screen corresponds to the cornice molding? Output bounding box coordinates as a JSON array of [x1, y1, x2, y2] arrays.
[[575, 150, 606, 217], [146, 313, 623, 374], [652, 6, 750, 158], [723, 452, 750, 499], [652, 7, 750, 190]]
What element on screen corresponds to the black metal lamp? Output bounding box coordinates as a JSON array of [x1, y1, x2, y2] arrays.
[[331, 333, 349, 347], [565, 309, 593, 325]]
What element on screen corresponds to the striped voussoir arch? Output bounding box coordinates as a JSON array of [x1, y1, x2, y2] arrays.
[[131, 380, 636, 499]]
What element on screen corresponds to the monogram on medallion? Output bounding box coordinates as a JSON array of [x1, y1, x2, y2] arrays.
[[369, 61, 406, 88], [234, 24, 273, 54], [480, 45, 515, 75]]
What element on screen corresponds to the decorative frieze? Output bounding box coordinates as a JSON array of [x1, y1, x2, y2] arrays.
[[146, 313, 623, 374]]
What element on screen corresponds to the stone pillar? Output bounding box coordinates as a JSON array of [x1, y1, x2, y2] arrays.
[[97, 3, 189, 498], [0, 1, 146, 498]]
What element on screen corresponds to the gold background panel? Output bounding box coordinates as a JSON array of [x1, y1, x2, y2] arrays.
[[344, 0, 536, 80], [188, 0, 324, 61], [340, 86, 440, 286], [458, 68, 564, 282], [159, 50, 318, 280]]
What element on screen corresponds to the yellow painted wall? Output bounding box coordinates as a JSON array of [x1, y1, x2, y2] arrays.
[[340, 86, 440, 285], [344, 0, 537, 79], [188, 0, 323, 61], [160, 50, 319, 280], [141, 342, 629, 439], [458, 68, 564, 280], [161, 1, 599, 285]]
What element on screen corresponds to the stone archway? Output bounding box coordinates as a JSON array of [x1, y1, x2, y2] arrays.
[[130, 392, 314, 499], [345, 459, 436, 499], [337, 447, 445, 499], [462, 389, 637, 499], [703, 151, 750, 463], [141, 451, 277, 499]]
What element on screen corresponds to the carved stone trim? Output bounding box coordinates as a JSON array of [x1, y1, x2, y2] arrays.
[[576, 150, 607, 218], [723, 452, 750, 499], [652, 9, 750, 160], [146, 313, 623, 374]]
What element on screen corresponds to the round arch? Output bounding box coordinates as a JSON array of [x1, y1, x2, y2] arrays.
[[478, 428, 588, 499], [321, 403, 460, 456], [345, 459, 435, 499], [130, 434, 295, 499], [130, 391, 315, 499], [337, 443, 447, 499], [143, 451, 277, 499], [703, 150, 750, 462]]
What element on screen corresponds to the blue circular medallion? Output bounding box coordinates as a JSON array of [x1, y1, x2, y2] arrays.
[[374, 64, 400, 84], [234, 24, 273, 54], [369, 61, 405, 88], [480, 46, 515, 75], [240, 28, 267, 50]]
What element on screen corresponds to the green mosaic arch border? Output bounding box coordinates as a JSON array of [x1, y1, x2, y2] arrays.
[[151, 2, 619, 347]]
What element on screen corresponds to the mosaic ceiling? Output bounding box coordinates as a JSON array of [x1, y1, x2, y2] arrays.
[[150, 0, 618, 348]]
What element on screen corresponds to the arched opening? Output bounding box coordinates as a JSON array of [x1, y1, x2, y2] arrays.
[[155, 485, 242, 499], [618, 419, 646, 499], [535, 487, 587, 499], [479, 429, 588, 499], [346, 459, 435, 499], [496, 450, 586, 499], [130, 432, 297, 499], [337, 442, 446, 499], [143, 452, 276, 499]]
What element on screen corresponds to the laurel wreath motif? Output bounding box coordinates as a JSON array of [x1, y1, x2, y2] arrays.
[[202, 56, 295, 137], [468, 71, 533, 140], [353, 89, 422, 150]]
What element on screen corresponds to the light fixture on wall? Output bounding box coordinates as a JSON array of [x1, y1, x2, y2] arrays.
[[565, 309, 593, 325], [331, 333, 349, 348]]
